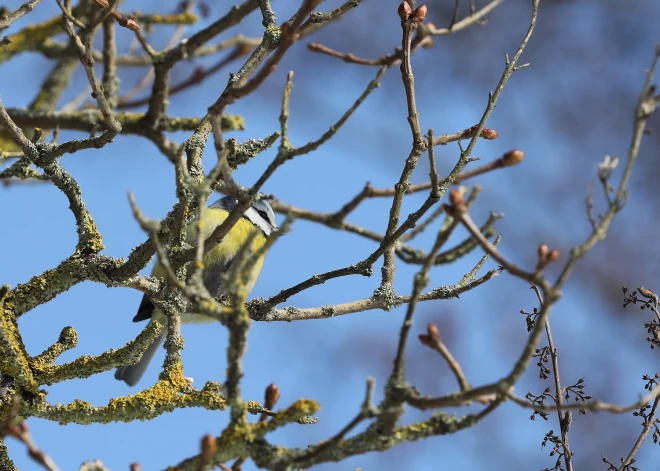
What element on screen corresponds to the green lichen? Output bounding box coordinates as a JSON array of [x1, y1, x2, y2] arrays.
[[23, 377, 227, 425], [136, 11, 199, 25], [284, 306, 301, 318], [33, 321, 162, 385], [0, 302, 36, 390], [31, 326, 79, 367], [0, 440, 18, 471], [226, 132, 279, 169], [321, 306, 336, 317], [77, 212, 104, 254], [4, 256, 87, 317], [265, 24, 282, 44], [428, 284, 460, 300], [372, 283, 398, 311]]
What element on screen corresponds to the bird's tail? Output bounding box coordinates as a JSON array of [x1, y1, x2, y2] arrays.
[[114, 327, 165, 387]]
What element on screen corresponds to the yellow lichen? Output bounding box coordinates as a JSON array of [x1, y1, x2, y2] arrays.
[[0, 303, 37, 390], [139, 12, 199, 25], [0, 14, 72, 64]]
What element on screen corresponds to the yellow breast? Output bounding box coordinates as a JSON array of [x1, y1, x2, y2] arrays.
[[151, 207, 268, 323], [192, 207, 267, 295]]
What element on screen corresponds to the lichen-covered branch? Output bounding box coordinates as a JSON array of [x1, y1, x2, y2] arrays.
[[4, 108, 244, 140], [32, 321, 163, 385]]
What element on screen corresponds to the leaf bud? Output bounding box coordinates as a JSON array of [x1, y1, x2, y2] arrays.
[[265, 383, 281, 409], [413, 4, 427, 21], [538, 243, 549, 259], [398, 1, 412, 20], [501, 149, 524, 166], [449, 189, 464, 207], [200, 434, 217, 463], [427, 322, 440, 340]]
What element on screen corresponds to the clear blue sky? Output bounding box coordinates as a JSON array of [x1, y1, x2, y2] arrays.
[[2, 1, 660, 470]]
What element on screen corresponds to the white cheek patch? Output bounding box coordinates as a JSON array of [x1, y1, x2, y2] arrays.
[[245, 207, 273, 236]]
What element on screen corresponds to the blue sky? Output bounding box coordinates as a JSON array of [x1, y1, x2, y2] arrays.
[[2, 1, 660, 470]]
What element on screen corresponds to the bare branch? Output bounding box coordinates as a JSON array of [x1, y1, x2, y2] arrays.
[[0, 0, 42, 31]]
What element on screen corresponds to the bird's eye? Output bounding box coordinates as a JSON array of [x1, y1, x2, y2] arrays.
[[257, 209, 270, 224]]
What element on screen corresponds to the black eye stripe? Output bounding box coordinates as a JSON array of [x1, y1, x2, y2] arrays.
[[256, 209, 269, 222]]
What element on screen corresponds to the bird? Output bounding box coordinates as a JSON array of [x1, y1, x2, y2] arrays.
[[115, 195, 277, 386]]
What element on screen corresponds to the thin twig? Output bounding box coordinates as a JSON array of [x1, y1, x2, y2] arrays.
[[307, 43, 384, 66], [330, 137, 508, 221], [530, 283, 574, 471], [308, 0, 503, 69], [618, 395, 660, 470], [279, 71, 294, 149], [392, 217, 461, 382], [207, 0, 321, 117], [202, 62, 387, 255], [118, 45, 251, 109], [294, 378, 377, 464], [250, 265, 498, 322], [506, 387, 660, 415], [554, 46, 660, 290], [1, 399, 61, 471], [0, 0, 42, 30], [379, 3, 427, 289], [419, 323, 470, 392], [428, 0, 502, 36], [449, 201, 536, 283], [57, 0, 122, 141], [90, 0, 139, 30]]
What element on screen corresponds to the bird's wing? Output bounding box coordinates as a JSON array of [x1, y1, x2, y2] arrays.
[[132, 294, 155, 322], [202, 257, 233, 300]]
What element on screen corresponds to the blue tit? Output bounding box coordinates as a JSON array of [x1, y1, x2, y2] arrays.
[[115, 195, 277, 386]]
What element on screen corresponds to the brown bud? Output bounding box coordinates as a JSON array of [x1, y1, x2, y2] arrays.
[[118, 17, 140, 31], [547, 250, 560, 262], [418, 334, 431, 345], [126, 18, 140, 31], [427, 322, 440, 341], [265, 383, 280, 409], [130, 464, 142, 471], [449, 189, 464, 207], [501, 149, 524, 166], [398, 1, 412, 20], [480, 128, 499, 140], [538, 243, 549, 259], [201, 434, 217, 463], [413, 4, 428, 21]]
